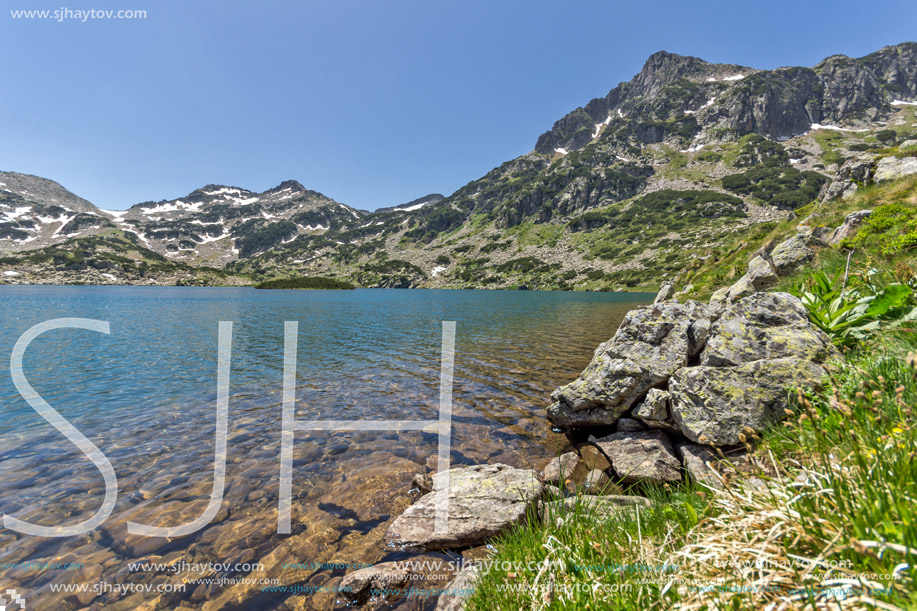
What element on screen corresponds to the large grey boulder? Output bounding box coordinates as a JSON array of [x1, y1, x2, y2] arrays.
[[385, 464, 542, 551], [822, 179, 859, 201], [795, 224, 830, 245], [669, 358, 826, 445], [769, 234, 815, 275], [819, 155, 874, 201], [547, 356, 655, 428], [591, 430, 682, 485], [548, 301, 718, 428], [829, 210, 872, 245], [725, 273, 756, 303], [654, 281, 675, 304], [701, 292, 838, 367], [838, 155, 875, 183], [875, 156, 917, 183], [678, 444, 724, 490], [820, 155, 874, 201], [633, 388, 669, 421], [709, 286, 730, 307]]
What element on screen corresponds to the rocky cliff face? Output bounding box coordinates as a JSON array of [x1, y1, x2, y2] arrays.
[[2, 43, 916, 288], [536, 43, 917, 153]]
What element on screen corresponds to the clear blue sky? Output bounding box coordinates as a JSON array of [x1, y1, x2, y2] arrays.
[[1, 0, 915, 211]]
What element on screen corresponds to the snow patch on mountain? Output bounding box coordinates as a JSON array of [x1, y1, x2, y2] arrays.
[[401, 201, 430, 212], [810, 123, 869, 133]]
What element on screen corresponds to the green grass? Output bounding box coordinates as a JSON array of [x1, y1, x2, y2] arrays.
[[812, 128, 848, 167], [467, 474, 707, 610], [505, 221, 565, 248]]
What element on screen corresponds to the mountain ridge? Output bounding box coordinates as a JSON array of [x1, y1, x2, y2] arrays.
[[2, 42, 916, 288]]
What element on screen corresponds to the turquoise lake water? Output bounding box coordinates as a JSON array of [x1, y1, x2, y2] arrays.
[[0, 287, 651, 610]]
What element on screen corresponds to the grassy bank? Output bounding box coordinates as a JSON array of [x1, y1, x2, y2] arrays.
[[468, 330, 917, 611]]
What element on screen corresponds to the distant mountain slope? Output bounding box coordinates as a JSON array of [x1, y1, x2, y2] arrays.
[[0, 172, 114, 250], [375, 193, 445, 213], [3, 42, 916, 288]]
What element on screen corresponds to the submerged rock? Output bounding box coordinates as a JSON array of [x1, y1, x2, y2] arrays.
[[342, 555, 457, 608], [385, 464, 542, 551], [670, 358, 826, 445], [340, 562, 415, 604]]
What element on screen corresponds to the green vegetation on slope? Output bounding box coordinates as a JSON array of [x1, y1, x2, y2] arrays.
[[682, 173, 917, 299], [253, 276, 355, 290]]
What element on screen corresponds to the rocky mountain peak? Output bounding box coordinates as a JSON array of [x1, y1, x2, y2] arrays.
[[632, 50, 709, 97], [268, 179, 307, 194], [0, 171, 101, 215], [194, 183, 253, 195]]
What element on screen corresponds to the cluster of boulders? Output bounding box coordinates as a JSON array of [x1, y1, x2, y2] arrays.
[[821, 148, 917, 202], [544, 291, 837, 489], [707, 202, 882, 307], [347, 211, 868, 608], [709, 225, 825, 305]]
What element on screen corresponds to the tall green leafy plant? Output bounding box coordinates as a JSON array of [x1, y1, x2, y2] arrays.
[[791, 270, 916, 347]]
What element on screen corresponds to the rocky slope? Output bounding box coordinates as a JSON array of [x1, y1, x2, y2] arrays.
[[0, 172, 109, 249], [2, 42, 917, 287]]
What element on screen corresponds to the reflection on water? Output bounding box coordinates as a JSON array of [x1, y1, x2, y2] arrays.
[[0, 287, 650, 610]]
